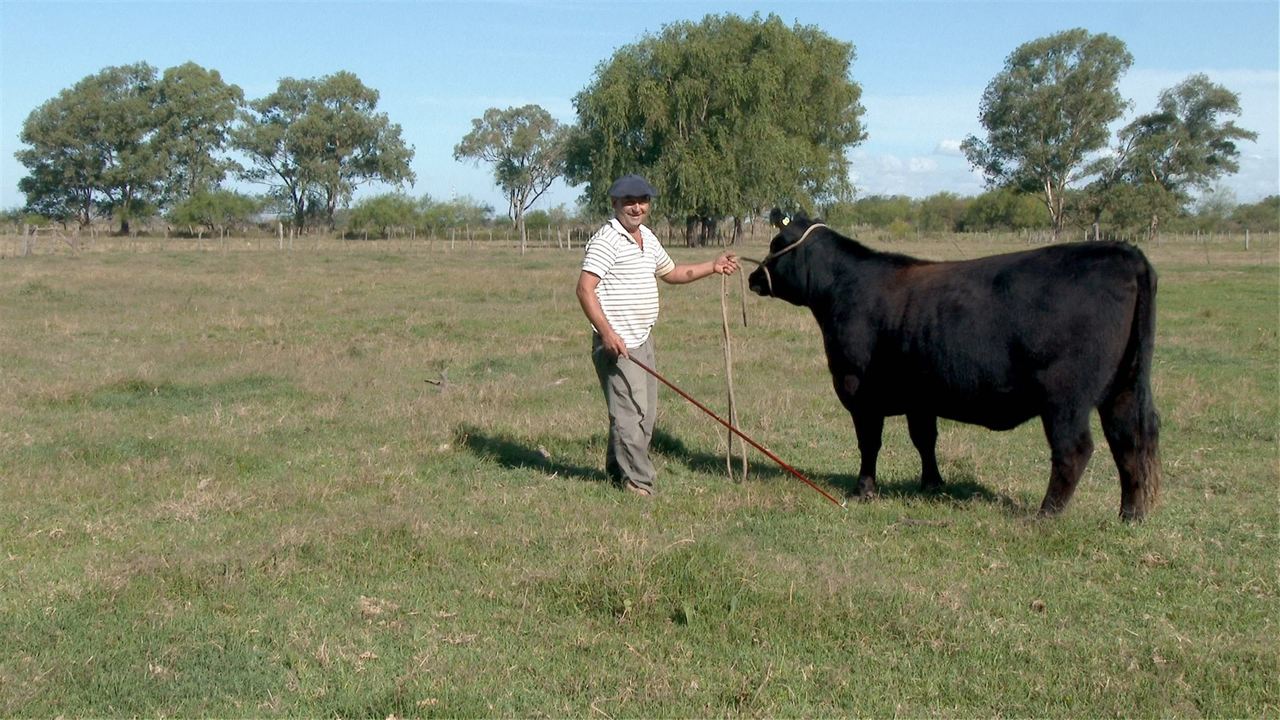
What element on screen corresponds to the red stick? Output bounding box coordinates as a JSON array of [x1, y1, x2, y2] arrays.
[[626, 356, 847, 508]]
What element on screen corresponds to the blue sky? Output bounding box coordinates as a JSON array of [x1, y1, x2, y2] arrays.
[[1, 0, 1276, 214]]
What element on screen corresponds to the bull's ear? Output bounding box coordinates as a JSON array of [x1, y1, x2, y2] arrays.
[[769, 208, 789, 228]]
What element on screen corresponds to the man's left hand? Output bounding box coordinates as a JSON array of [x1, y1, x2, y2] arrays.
[[714, 253, 740, 275]]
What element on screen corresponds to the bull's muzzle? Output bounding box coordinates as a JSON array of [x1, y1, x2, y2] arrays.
[[747, 267, 771, 296]]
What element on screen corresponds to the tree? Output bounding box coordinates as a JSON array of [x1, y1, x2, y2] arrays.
[[347, 193, 419, 238], [1187, 186, 1237, 232], [1118, 73, 1257, 237], [918, 192, 971, 233], [960, 188, 1052, 232], [851, 195, 915, 228], [567, 13, 865, 245], [167, 189, 260, 237], [1231, 196, 1279, 233], [418, 195, 494, 233], [962, 29, 1133, 239], [234, 71, 415, 231], [16, 62, 163, 233], [454, 105, 567, 254], [17, 61, 245, 233], [153, 62, 244, 203]]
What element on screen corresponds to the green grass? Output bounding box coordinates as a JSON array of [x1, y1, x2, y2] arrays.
[[0, 234, 1276, 716]]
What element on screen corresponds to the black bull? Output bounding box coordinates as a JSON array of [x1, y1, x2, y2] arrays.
[[748, 213, 1161, 521]]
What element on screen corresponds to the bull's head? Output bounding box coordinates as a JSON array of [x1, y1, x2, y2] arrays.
[[748, 208, 824, 307]]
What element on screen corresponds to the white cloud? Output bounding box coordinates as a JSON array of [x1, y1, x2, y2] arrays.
[[851, 150, 984, 199], [934, 139, 965, 156], [909, 157, 938, 174]]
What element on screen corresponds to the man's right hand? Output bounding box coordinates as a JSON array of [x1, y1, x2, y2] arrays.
[[601, 330, 628, 359]]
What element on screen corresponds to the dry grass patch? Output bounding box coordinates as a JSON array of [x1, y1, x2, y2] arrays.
[[0, 237, 1274, 717]]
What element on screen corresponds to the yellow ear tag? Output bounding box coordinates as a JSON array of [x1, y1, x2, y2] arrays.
[[781, 217, 790, 226]]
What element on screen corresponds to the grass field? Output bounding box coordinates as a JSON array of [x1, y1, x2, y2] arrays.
[[1, 231, 1276, 717]]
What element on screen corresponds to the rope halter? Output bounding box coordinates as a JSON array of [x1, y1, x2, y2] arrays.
[[743, 222, 828, 296]]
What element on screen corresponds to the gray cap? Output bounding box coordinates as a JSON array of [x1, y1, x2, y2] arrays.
[[608, 174, 658, 198]]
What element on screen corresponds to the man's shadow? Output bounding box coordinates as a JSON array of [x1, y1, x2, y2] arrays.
[[456, 424, 602, 483], [650, 428, 747, 475], [455, 425, 735, 485]]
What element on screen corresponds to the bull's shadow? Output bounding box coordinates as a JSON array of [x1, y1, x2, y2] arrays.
[[654, 428, 1013, 508], [827, 470, 1026, 514], [656, 430, 1011, 507]]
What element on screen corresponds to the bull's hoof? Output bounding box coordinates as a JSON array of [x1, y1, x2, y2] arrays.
[[921, 476, 944, 493], [1038, 493, 1073, 517], [1119, 505, 1147, 523], [856, 477, 878, 499]]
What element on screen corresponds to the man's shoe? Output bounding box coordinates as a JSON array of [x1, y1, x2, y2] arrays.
[[624, 481, 653, 497]]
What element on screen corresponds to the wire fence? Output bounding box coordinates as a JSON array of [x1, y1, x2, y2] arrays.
[[0, 218, 769, 258], [1, 221, 1273, 262]]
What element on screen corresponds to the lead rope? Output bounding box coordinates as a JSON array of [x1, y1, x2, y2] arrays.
[[720, 270, 749, 482], [720, 221, 827, 484]]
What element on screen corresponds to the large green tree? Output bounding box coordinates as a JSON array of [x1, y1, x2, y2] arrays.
[[454, 105, 567, 253], [1118, 73, 1257, 236], [17, 62, 163, 232], [962, 28, 1133, 239], [568, 13, 865, 244], [17, 61, 245, 233], [1079, 73, 1256, 240], [234, 71, 415, 231], [153, 62, 244, 203]]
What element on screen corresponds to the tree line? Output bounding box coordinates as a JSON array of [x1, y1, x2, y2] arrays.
[[12, 15, 1259, 245], [16, 63, 413, 237], [831, 190, 1278, 239]]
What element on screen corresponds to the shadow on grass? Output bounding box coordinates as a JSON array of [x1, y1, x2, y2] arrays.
[[454, 425, 1028, 514], [455, 425, 782, 487], [827, 471, 1030, 515], [650, 428, 745, 475], [456, 425, 605, 485]]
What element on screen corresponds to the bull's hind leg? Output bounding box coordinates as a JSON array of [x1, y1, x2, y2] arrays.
[[1038, 408, 1095, 516], [1100, 389, 1154, 522], [907, 413, 944, 491]]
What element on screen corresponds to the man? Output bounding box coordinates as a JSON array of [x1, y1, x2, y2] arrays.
[[576, 174, 740, 497]]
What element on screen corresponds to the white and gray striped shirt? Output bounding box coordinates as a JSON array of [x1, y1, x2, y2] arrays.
[[581, 218, 675, 348]]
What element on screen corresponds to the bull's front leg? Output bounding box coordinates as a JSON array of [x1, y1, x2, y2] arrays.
[[836, 374, 881, 500], [851, 411, 884, 499]]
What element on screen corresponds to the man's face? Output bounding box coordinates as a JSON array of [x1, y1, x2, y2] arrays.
[[612, 195, 651, 232]]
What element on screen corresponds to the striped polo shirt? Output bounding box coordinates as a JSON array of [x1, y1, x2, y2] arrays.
[[581, 218, 675, 348]]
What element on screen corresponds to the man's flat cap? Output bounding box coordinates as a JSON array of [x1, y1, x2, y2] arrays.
[[608, 174, 658, 198]]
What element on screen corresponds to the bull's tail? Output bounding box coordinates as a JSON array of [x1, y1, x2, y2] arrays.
[[1133, 258, 1161, 514], [1107, 251, 1162, 520]]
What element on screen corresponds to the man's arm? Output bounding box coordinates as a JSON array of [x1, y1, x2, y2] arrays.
[[576, 270, 629, 358], [660, 252, 740, 285]]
